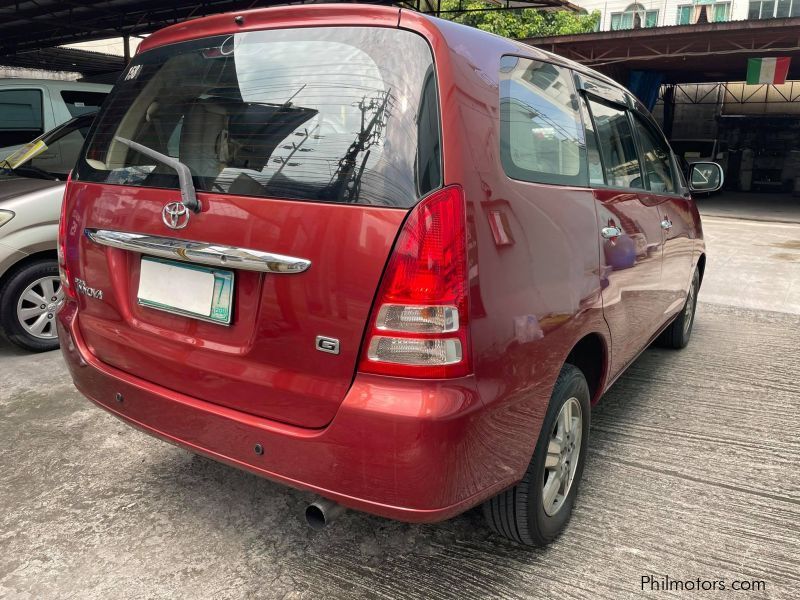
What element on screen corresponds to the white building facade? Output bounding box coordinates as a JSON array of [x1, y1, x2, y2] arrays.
[[574, 0, 800, 32]]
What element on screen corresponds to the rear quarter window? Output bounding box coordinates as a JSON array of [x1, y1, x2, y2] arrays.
[[76, 27, 441, 209], [61, 90, 108, 117], [499, 56, 587, 187]]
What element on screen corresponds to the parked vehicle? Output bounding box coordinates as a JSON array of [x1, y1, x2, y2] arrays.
[[57, 5, 722, 545], [0, 112, 96, 351], [0, 79, 109, 160]]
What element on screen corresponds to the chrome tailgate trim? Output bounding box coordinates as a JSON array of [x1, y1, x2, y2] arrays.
[[85, 229, 311, 274]]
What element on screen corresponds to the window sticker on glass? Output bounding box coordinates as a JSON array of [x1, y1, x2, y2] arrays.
[[1, 140, 48, 170]]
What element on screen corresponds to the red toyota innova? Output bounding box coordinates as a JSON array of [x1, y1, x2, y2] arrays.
[[58, 4, 722, 545]]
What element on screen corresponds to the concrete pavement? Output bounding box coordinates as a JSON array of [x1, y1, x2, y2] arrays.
[[1, 214, 799, 599], [700, 216, 800, 314]]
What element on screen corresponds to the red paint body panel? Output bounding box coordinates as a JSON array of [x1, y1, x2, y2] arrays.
[[66, 181, 405, 429], [59, 5, 704, 522]]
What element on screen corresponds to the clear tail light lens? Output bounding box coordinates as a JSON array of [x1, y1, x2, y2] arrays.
[[358, 185, 471, 378], [375, 304, 459, 333], [367, 336, 463, 366]]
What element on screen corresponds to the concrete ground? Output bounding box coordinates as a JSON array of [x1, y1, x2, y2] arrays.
[[2, 213, 799, 599], [697, 191, 800, 223]]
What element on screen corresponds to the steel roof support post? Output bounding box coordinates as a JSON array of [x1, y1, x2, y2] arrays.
[[662, 84, 675, 140]]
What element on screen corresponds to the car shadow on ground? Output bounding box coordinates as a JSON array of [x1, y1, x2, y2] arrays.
[[123, 348, 662, 598]]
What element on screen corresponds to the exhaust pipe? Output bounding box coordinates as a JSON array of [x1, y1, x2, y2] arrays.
[[305, 498, 346, 530]]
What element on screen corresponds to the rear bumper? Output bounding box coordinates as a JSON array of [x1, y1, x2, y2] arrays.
[[57, 302, 513, 523]]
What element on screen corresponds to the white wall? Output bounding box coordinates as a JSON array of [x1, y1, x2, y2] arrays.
[[572, 0, 751, 31]]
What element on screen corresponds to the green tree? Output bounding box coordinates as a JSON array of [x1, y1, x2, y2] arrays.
[[437, 0, 600, 38]]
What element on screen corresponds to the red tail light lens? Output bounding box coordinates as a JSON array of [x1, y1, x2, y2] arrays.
[[358, 185, 471, 378], [58, 171, 76, 300]]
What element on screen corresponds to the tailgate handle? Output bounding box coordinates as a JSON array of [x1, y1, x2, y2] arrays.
[[85, 229, 311, 274]]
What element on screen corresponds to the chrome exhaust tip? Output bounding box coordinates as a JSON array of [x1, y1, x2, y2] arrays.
[[305, 498, 346, 530]]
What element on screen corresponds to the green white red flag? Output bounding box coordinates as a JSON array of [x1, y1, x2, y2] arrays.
[[746, 57, 791, 85]]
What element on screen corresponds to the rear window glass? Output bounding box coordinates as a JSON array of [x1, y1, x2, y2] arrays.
[[499, 56, 587, 186], [76, 27, 440, 208]]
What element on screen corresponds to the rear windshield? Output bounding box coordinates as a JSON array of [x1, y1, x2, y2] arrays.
[[76, 27, 441, 208]]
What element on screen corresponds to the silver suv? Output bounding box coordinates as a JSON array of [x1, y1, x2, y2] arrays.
[[0, 112, 94, 351]]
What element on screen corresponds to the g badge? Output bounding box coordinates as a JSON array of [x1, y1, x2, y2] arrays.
[[316, 336, 340, 355]]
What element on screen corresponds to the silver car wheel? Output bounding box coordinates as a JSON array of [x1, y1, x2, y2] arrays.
[[16, 276, 63, 339], [683, 278, 697, 337], [543, 397, 582, 517]]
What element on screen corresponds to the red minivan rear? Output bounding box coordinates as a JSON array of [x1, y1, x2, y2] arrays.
[[58, 6, 503, 522], [62, 14, 453, 430]]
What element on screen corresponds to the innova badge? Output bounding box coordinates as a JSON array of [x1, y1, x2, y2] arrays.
[[162, 202, 191, 230]]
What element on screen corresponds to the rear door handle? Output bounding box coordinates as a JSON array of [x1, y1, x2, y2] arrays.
[[661, 218, 673, 231], [601, 226, 622, 240]]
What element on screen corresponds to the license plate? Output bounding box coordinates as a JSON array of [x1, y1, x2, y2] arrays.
[[137, 257, 234, 325]]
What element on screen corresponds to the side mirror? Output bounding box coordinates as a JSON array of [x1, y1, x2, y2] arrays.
[[688, 162, 724, 194]]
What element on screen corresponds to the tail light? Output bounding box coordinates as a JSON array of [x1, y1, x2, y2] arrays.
[[58, 172, 76, 300], [358, 185, 471, 378]]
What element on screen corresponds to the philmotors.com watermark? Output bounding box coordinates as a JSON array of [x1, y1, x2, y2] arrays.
[[641, 575, 766, 592]]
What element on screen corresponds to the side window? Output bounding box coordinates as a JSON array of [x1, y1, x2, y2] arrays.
[[0, 89, 43, 147], [60, 90, 108, 117], [586, 98, 644, 189], [499, 55, 587, 186], [631, 116, 676, 194], [578, 97, 604, 186]]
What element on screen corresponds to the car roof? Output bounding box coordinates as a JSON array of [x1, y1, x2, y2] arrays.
[[0, 78, 111, 91], [136, 3, 633, 108]]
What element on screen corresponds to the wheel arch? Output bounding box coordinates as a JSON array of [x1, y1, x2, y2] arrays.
[[0, 250, 58, 290], [564, 332, 609, 405], [697, 253, 706, 286]]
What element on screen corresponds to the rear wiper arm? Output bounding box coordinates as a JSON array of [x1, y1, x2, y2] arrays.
[[114, 136, 201, 213]]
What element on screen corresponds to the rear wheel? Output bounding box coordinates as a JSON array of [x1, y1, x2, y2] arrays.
[[482, 364, 590, 546], [0, 259, 62, 352], [657, 268, 700, 349]]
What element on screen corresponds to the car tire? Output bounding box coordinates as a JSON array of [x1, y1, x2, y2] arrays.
[[482, 364, 590, 546], [0, 259, 62, 352], [656, 268, 700, 350]]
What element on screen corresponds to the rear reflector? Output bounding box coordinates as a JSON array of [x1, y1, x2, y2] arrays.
[[358, 185, 470, 379]]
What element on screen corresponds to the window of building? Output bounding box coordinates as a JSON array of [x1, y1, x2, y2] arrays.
[[586, 99, 644, 190], [499, 56, 587, 186], [610, 4, 659, 30], [748, 0, 800, 18], [677, 1, 731, 24]]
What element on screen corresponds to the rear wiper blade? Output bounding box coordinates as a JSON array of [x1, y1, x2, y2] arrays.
[[114, 136, 201, 213]]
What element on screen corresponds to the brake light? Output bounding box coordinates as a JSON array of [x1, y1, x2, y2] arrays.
[[58, 171, 76, 300], [358, 185, 471, 378]]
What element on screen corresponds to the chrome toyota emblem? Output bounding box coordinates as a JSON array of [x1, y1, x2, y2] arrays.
[[162, 202, 190, 230]]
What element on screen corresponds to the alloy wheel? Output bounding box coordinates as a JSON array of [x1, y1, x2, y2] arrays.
[[542, 397, 583, 517], [683, 278, 697, 337], [16, 276, 63, 340]]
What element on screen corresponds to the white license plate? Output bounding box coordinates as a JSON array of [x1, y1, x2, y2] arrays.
[[137, 257, 234, 325]]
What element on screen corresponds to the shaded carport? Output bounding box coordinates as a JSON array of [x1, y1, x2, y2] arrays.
[[529, 18, 800, 207], [0, 0, 579, 81], [528, 17, 800, 85]]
